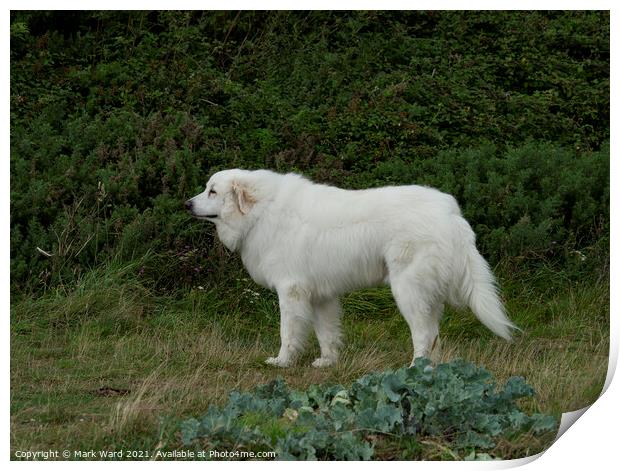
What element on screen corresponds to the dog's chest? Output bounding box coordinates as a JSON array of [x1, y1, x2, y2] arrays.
[[240, 246, 275, 290]]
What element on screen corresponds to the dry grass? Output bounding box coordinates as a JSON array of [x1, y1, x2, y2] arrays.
[[10, 272, 609, 459]]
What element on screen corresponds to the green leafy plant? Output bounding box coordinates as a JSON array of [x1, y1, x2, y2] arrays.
[[179, 358, 557, 460]]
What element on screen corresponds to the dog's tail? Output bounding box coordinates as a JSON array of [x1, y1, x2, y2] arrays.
[[453, 221, 518, 340]]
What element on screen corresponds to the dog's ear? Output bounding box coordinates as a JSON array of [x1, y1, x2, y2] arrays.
[[231, 180, 256, 215]]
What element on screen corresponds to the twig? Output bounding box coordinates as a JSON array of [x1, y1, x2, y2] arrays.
[[199, 98, 221, 107], [223, 11, 242, 46], [36, 247, 54, 257]]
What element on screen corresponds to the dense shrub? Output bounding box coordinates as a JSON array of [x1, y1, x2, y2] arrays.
[[10, 11, 609, 292], [370, 141, 609, 262]]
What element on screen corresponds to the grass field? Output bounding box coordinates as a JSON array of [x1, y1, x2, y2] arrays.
[[10, 255, 609, 460]]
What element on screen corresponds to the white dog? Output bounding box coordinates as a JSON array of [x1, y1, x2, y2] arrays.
[[186, 169, 516, 368]]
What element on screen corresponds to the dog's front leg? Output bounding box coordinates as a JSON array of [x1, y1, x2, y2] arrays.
[[265, 284, 312, 367]]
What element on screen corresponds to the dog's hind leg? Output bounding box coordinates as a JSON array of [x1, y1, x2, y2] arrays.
[[389, 265, 442, 366], [266, 284, 312, 367], [311, 298, 343, 368]]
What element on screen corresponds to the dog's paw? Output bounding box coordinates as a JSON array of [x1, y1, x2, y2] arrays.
[[265, 356, 291, 368], [311, 357, 336, 368]]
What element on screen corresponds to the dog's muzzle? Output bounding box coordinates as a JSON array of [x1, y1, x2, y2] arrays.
[[185, 200, 217, 219]]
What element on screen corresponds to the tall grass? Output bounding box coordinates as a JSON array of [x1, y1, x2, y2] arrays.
[[10, 258, 609, 459]]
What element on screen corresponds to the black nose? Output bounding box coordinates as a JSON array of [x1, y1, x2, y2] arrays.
[[185, 200, 193, 210]]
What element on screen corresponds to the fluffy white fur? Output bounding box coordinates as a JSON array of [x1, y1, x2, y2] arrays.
[[186, 169, 516, 368]]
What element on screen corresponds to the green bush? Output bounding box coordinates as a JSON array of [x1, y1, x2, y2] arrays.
[[371, 141, 609, 264], [179, 358, 557, 460], [10, 11, 609, 292]]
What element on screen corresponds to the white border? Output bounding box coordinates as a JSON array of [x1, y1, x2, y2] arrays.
[[2, 1, 617, 11]]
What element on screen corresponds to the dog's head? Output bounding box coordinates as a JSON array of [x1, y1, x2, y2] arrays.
[[185, 169, 260, 251]]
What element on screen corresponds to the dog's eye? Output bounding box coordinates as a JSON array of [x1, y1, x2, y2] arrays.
[[209, 189, 217, 197]]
